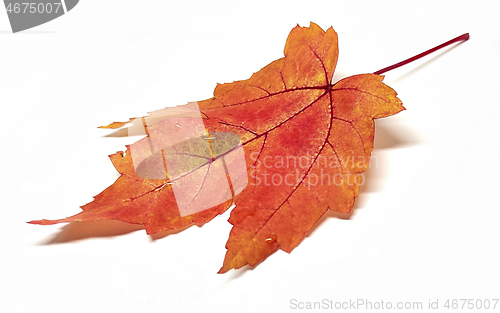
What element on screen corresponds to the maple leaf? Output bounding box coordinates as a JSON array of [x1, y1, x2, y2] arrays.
[[30, 22, 404, 273]]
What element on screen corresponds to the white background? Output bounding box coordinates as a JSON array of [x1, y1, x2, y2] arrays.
[[1, 1, 499, 312]]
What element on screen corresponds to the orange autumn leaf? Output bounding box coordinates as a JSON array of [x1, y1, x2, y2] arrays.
[[30, 22, 404, 273]]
